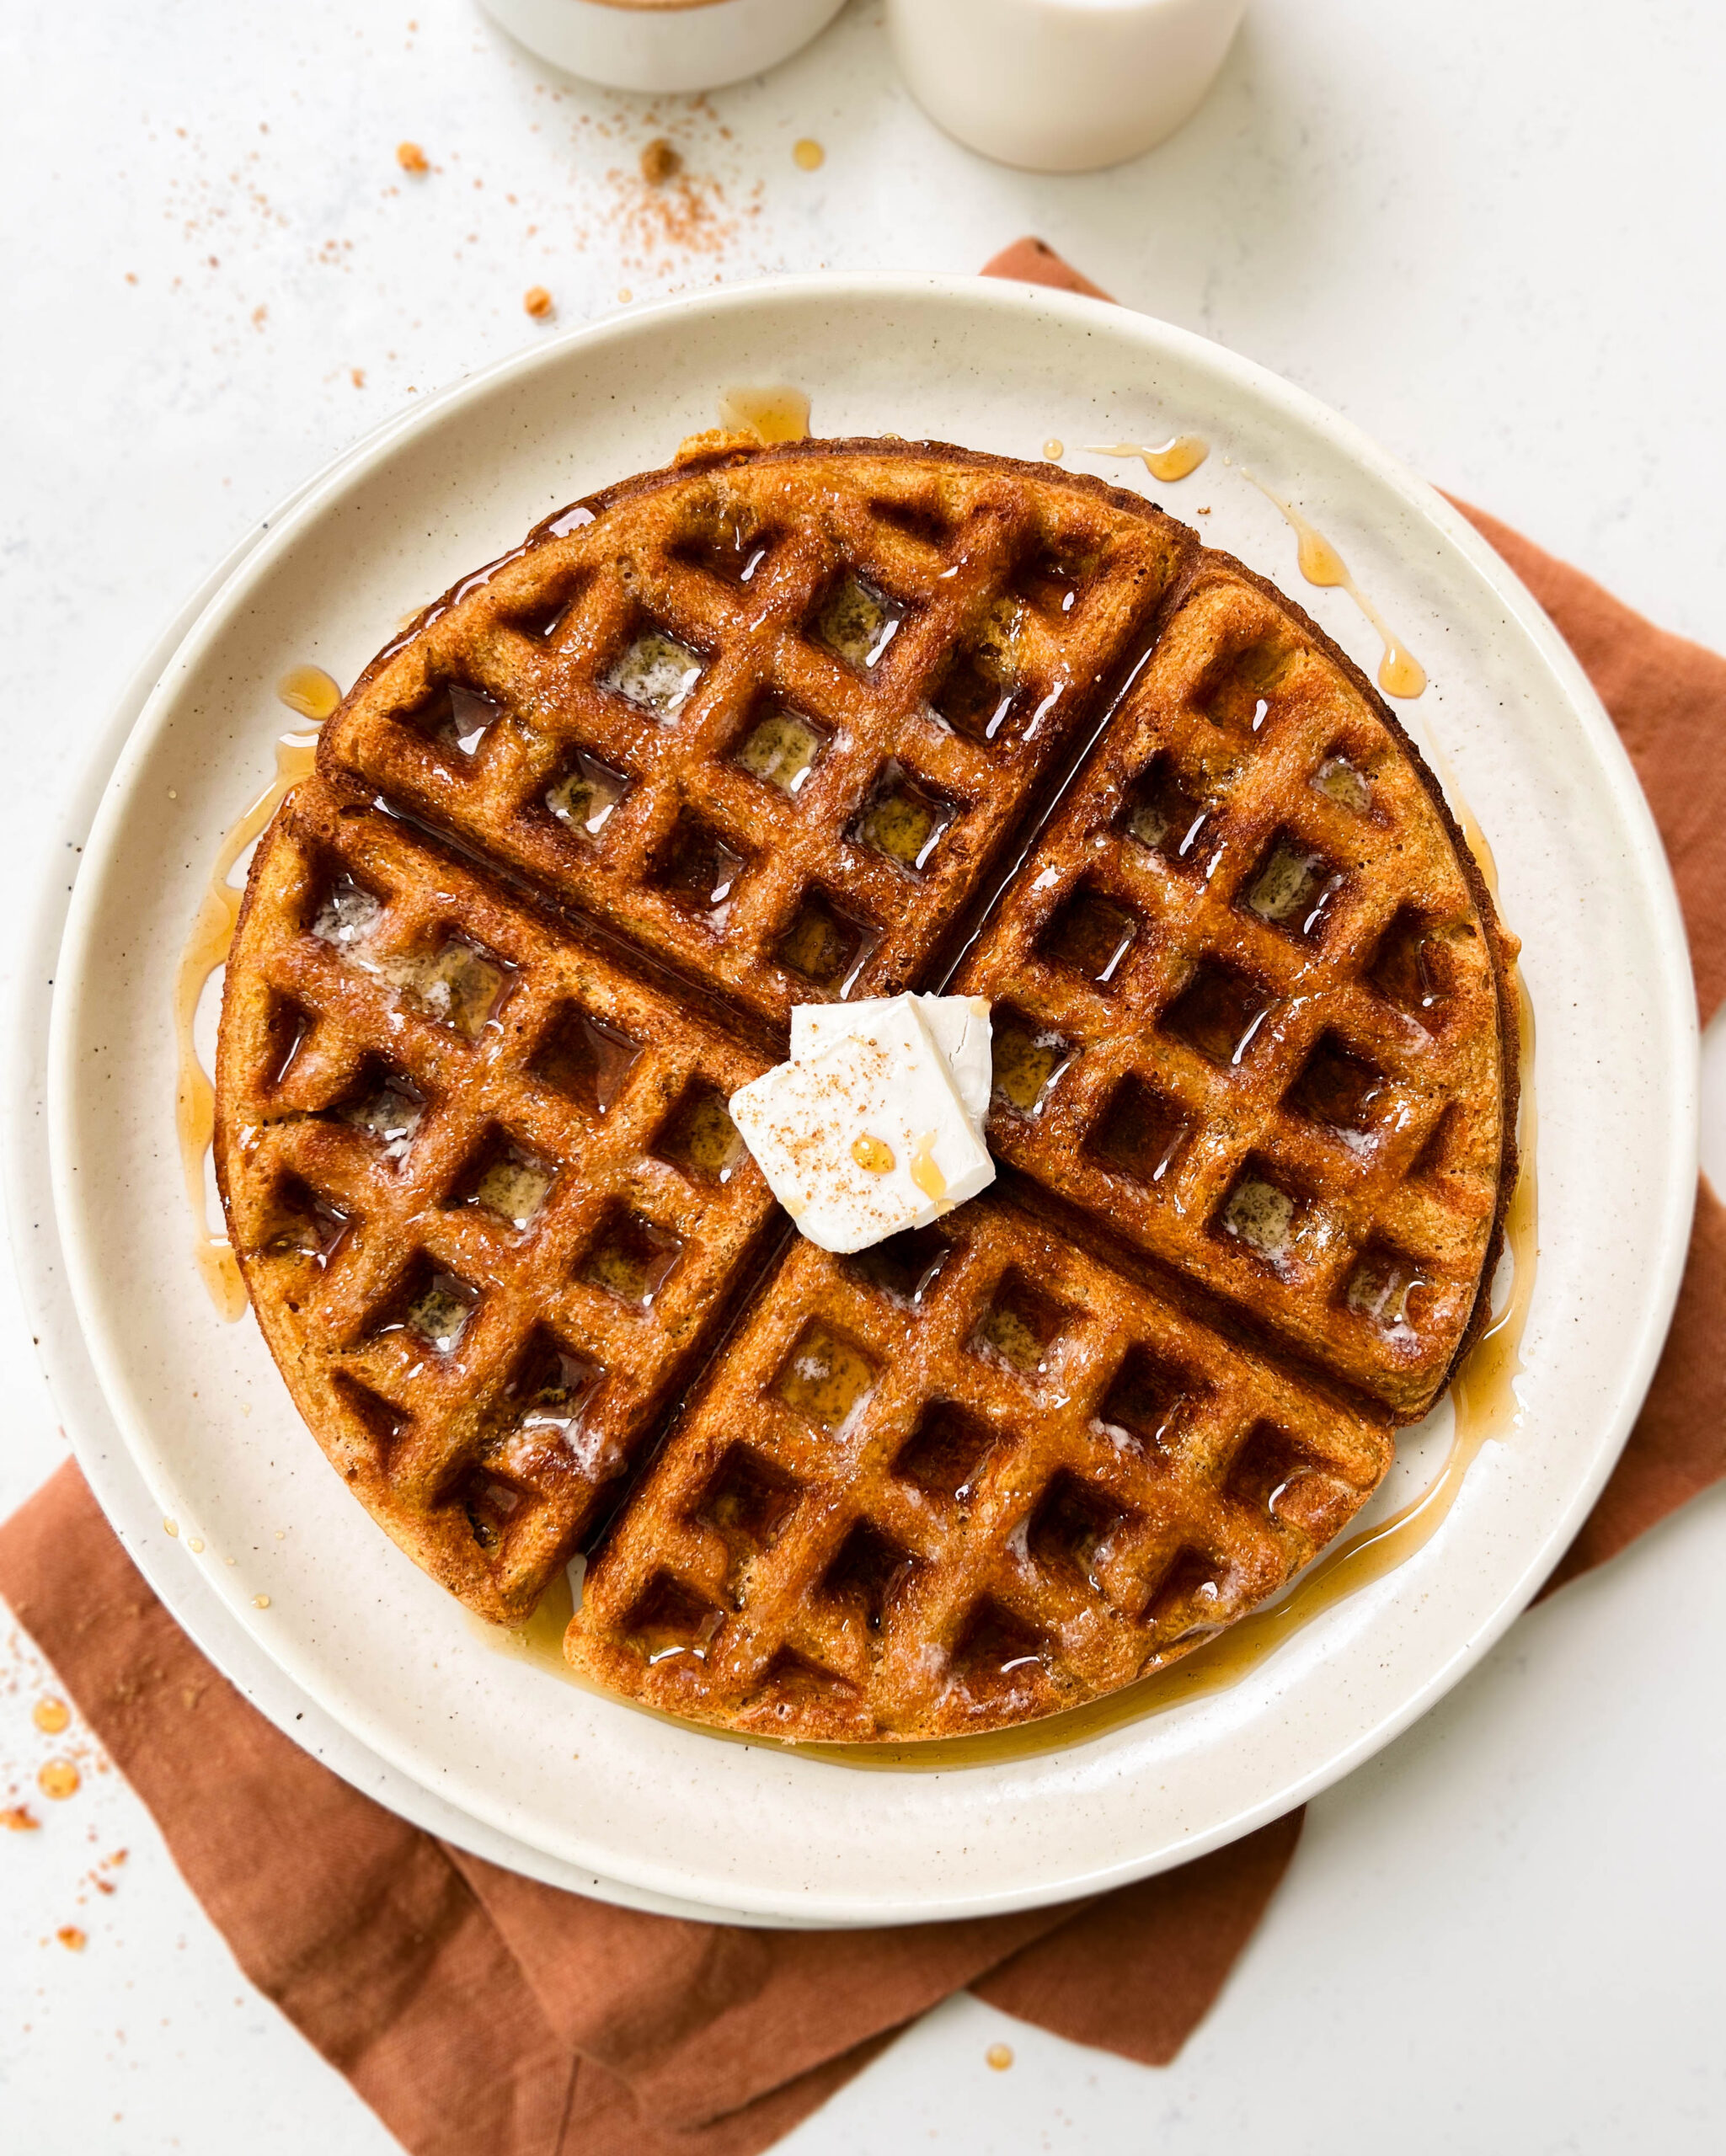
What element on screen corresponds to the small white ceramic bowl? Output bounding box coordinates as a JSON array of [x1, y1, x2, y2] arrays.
[[478, 0, 847, 93], [888, 0, 1246, 172]]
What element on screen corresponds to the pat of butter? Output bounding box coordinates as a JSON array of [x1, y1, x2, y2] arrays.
[[791, 994, 993, 1124], [730, 995, 995, 1253]]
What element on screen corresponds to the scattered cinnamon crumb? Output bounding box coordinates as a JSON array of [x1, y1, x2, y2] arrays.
[[640, 137, 681, 185], [252, 304, 268, 327], [350, 368, 366, 388], [523, 285, 553, 319], [125, 271, 137, 286], [397, 141, 429, 174], [56, 1926, 87, 1952], [2, 1806, 40, 1832]]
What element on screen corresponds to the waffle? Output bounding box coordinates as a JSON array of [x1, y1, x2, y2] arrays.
[[954, 557, 1519, 1421], [318, 440, 1189, 1028], [563, 1197, 1392, 1741], [216, 780, 776, 1624], [216, 436, 1517, 1737]]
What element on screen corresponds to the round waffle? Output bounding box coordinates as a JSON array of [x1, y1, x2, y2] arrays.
[[215, 436, 1518, 1741]]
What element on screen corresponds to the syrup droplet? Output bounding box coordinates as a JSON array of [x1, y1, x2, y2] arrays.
[[253, 1595, 271, 1610], [1042, 439, 1065, 460], [718, 385, 811, 446], [32, 1699, 70, 1736], [37, 1760, 80, 1801], [986, 2043, 1014, 2071], [908, 1132, 947, 1202], [793, 138, 825, 170], [1089, 435, 1210, 483], [851, 1134, 895, 1175], [275, 665, 342, 723]]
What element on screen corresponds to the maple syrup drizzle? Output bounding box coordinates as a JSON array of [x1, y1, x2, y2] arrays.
[[718, 386, 811, 446], [174, 678, 334, 1320], [1091, 435, 1210, 484], [1249, 477, 1427, 698]]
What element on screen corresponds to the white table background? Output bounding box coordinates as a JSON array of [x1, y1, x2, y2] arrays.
[[3, 1, 1723, 2148]]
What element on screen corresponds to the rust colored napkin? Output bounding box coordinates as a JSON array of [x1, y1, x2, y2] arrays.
[[3, 244, 1723, 2156]]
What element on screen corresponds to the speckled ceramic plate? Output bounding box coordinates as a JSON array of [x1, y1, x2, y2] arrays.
[[41, 275, 1696, 1924]]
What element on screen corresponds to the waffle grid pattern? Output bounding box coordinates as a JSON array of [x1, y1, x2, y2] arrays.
[[957, 567, 1510, 1419], [567, 1201, 1392, 1740], [217, 786, 774, 1622], [319, 448, 1189, 1027]]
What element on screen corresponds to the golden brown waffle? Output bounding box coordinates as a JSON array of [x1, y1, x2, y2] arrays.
[[318, 440, 1190, 1028], [956, 558, 1519, 1420], [216, 437, 1517, 1737], [216, 780, 775, 1624], [563, 1198, 1392, 1741]]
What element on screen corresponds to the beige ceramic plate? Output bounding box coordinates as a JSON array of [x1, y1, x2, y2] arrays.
[[44, 275, 1696, 1924]]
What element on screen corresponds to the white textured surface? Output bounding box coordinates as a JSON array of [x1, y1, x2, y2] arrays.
[[2, 0, 1722, 2148]]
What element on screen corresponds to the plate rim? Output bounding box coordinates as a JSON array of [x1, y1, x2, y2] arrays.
[[40, 270, 1702, 1922]]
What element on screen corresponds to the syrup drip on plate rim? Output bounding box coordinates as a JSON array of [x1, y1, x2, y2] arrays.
[[1248, 475, 1428, 699], [174, 666, 339, 1321], [718, 385, 811, 446], [1089, 435, 1210, 484]]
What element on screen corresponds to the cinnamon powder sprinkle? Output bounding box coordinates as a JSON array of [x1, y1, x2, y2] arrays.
[[2, 1806, 40, 1832], [640, 137, 681, 185], [523, 286, 554, 320], [397, 141, 429, 174], [56, 1926, 87, 1952]]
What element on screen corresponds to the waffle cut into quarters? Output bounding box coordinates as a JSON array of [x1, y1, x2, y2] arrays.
[[216, 437, 1519, 1737]]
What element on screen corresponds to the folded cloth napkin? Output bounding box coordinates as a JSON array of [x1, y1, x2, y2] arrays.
[[3, 243, 1722, 2156]]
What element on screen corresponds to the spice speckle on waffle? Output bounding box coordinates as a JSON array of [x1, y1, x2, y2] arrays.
[[215, 438, 1517, 1736]]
